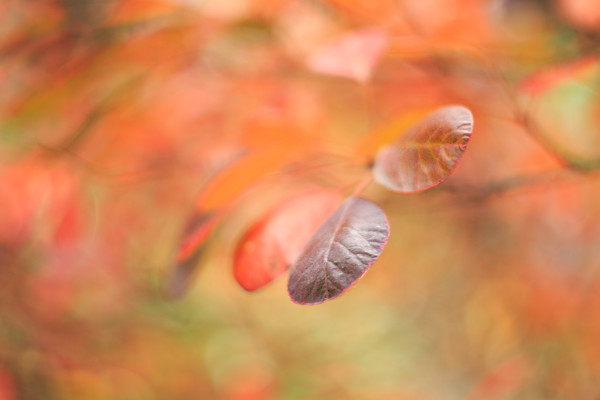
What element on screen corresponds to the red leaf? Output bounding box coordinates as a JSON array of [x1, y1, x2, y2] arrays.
[[306, 28, 389, 82], [466, 356, 530, 400], [287, 196, 389, 305], [0, 366, 16, 400], [518, 54, 599, 95], [373, 105, 473, 193], [168, 210, 223, 297], [234, 189, 341, 291]]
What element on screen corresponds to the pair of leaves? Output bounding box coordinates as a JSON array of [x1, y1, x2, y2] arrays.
[[233, 189, 389, 304], [171, 105, 474, 304], [234, 189, 342, 292], [232, 105, 473, 304]]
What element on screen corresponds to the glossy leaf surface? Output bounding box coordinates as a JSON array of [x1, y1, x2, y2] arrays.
[[307, 28, 389, 82], [234, 189, 341, 291], [288, 196, 389, 305], [373, 105, 473, 193]]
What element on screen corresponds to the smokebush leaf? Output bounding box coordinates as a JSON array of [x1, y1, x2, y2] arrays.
[[373, 105, 473, 193], [287, 196, 389, 305], [234, 189, 341, 291]]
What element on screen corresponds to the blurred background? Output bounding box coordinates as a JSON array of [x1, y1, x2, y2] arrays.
[[2, 0, 600, 399]]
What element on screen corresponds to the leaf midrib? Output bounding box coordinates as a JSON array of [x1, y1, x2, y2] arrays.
[[321, 199, 354, 299]]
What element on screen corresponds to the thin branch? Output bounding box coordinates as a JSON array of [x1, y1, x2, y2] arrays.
[[36, 143, 174, 184], [440, 169, 571, 200]]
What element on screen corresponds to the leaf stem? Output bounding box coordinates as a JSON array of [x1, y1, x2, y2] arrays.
[[351, 170, 373, 197]]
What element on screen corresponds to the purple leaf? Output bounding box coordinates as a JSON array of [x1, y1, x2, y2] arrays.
[[287, 196, 389, 305], [373, 105, 474, 193]]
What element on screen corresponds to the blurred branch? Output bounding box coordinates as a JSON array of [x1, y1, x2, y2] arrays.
[[36, 143, 175, 184], [41, 73, 146, 155], [381, 168, 599, 219], [57, 102, 109, 152], [440, 169, 581, 201]]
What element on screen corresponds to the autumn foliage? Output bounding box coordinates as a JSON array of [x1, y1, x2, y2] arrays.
[[2, 0, 600, 399]]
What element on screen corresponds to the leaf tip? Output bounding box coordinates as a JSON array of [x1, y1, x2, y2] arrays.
[[165, 247, 204, 300]]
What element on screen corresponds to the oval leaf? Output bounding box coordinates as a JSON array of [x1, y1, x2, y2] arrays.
[[234, 189, 341, 291], [373, 105, 474, 193], [287, 196, 389, 305]]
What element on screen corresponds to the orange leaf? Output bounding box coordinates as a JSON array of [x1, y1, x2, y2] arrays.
[[194, 146, 310, 212], [108, 0, 181, 25], [353, 108, 428, 161], [169, 145, 311, 297]]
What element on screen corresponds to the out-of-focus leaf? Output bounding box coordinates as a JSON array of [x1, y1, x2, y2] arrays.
[[288, 196, 389, 305], [353, 109, 428, 161], [168, 210, 223, 297], [531, 75, 600, 166], [168, 146, 310, 297], [306, 28, 389, 82], [234, 188, 341, 291], [466, 356, 530, 400], [323, 0, 401, 22], [193, 146, 310, 211], [373, 105, 474, 193], [108, 0, 181, 25], [518, 54, 599, 95], [0, 157, 81, 247], [555, 0, 600, 31]]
